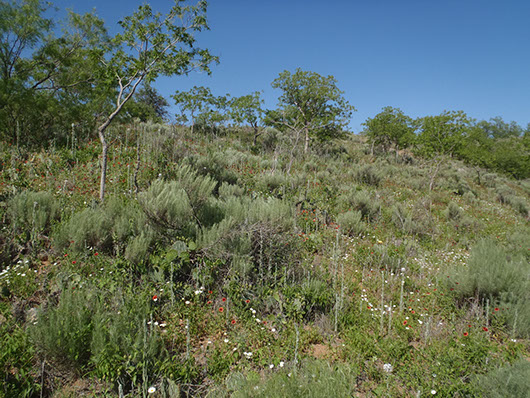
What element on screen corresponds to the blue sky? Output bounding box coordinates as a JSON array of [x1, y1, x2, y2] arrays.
[[53, 0, 530, 132]]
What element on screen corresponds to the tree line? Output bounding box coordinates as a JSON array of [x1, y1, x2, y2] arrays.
[[1, 0, 528, 199]]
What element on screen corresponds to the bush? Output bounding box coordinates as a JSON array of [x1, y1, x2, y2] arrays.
[[445, 202, 463, 223], [31, 287, 96, 369], [8, 190, 59, 236], [355, 165, 382, 186], [337, 210, 364, 236], [54, 197, 149, 256], [474, 360, 530, 398], [448, 240, 530, 337]]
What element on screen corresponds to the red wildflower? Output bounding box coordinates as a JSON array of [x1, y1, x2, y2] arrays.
[[219, 307, 224, 312], [94, 252, 99, 256], [207, 300, 212, 304], [152, 295, 158, 301], [72, 261, 76, 264], [208, 290, 213, 294], [411, 310, 415, 314], [222, 298, 227, 302], [468, 324, 472, 328], [463, 332, 469, 337], [367, 305, 371, 309], [483, 327, 489, 332], [245, 299, 250, 304], [494, 307, 499, 311], [231, 319, 236, 324], [403, 320, 408, 325]]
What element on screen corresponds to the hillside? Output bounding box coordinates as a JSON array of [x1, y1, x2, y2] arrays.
[[1, 124, 529, 397]]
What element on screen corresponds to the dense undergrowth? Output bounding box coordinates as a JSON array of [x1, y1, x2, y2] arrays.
[[0, 124, 529, 397]]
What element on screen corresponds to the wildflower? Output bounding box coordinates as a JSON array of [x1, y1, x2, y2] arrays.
[[207, 300, 212, 304], [494, 307, 499, 311], [94, 252, 99, 256], [269, 364, 274, 369], [222, 297, 227, 302], [231, 319, 236, 324], [383, 363, 393, 373], [245, 299, 250, 303], [224, 338, 229, 343], [185, 300, 190, 305], [219, 307, 224, 312], [148, 386, 156, 394], [152, 295, 158, 302], [279, 361, 285, 367], [431, 390, 436, 395], [483, 327, 488, 332], [72, 261, 76, 264], [463, 332, 469, 337], [194, 290, 202, 295], [403, 320, 408, 325]]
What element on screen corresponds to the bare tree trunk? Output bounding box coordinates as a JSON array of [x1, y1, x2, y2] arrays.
[[98, 127, 108, 201], [304, 127, 310, 153], [429, 157, 443, 191]]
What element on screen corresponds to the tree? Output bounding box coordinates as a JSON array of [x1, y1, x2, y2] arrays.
[[124, 83, 169, 122], [95, 0, 218, 201], [229, 91, 264, 145], [172, 85, 213, 133], [416, 110, 471, 190], [0, 0, 109, 146], [477, 116, 523, 139], [362, 106, 415, 157], [458, 125, 494, 184], [172, 85, 229, 135], [268, 68, 355, 153]]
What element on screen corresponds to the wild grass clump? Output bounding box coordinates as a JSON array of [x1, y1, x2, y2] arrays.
[[448, 240, 530, 337], [473, 360, 530, 398], [217, 359, 358, 398]]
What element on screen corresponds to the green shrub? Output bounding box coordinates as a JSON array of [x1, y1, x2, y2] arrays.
[[54, 196, 149, 255], [355, 165, 382, 186], [445, 202, 463, 223], [0, 318, 38, 397], [337, 210, 364, 236], [8, 190, 59, 235], [474, 360, 530, 398], [31, 287, 96, 369], [448, 240, 530, 337]]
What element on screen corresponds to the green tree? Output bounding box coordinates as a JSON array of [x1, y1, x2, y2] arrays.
[[172, 85, 214, 132], [229, 91, 264, 145], [268, 68, 355, 153], [478, 116, 524, 139], [0, 0, 109, 146], [362, 106, 415, 157], [95, 0, 218, 201], [172, 86, 229, 135], [124, 83, 169, 122], [416, 110, 471, 190]]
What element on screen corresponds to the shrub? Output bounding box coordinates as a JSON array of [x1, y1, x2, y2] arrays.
[[54, 197, 149, 255], [355, 165, 382, 186], [474, 360, 530, 398], [8, 190, 59, 236], [448, 240, 530, 337], [445, 202, 463, 223], [31, 287, 96, 370], [337, 210, 364, 236]]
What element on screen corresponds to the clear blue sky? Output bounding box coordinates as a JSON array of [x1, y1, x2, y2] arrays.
[[53, 0, 530, 132]]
